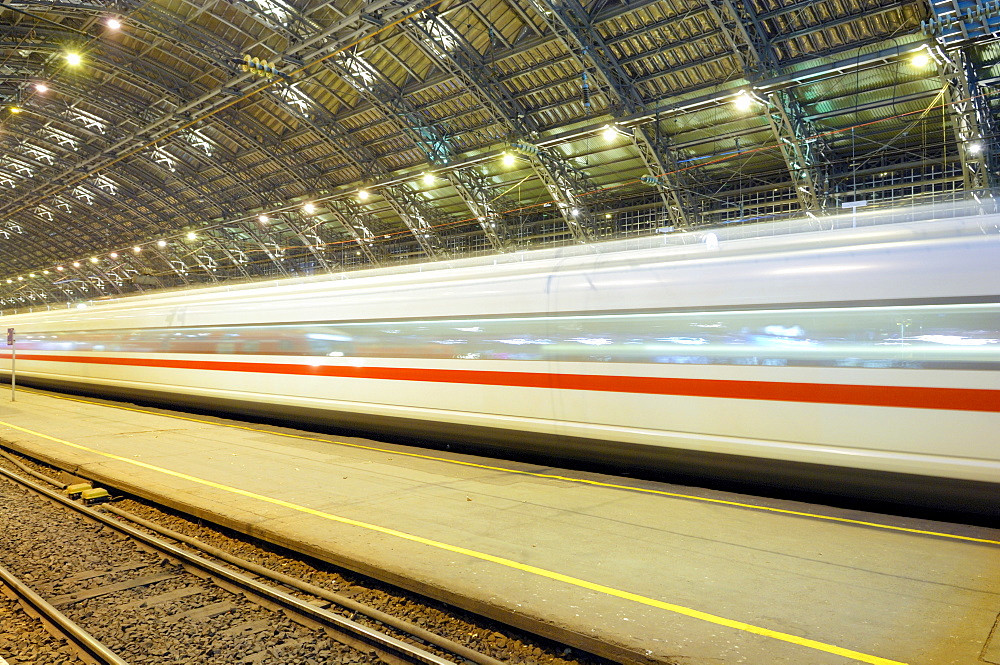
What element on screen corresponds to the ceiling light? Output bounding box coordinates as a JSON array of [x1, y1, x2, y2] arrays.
[[157, 240, 167, 248], [422, 172, 435, 186], [258, 214, 269, 224], [56, 266, 64, 271], [133, 246, 141, 253], [109, 252, 118, 259], [107, 17, 121, 30], [34, 83, 48, 93], [968, 142, 983, 154], [9, 106, 22, 114], [733, 91, 754, 112], [186, 231, 197, 240], [601, 125, 618, 141], [17, 276, 23, 281], [43, 270, 49, 274], [73, 261, 80, 267], [303, 202, 315, 214], [502, 152, 516, 167], [571, 208, 580, 217], [29, 273, 35, 278], [89, 257, 98, 263], [912, 52, 931, 68], [65, 52, 82, 66], [358, 189, 369, 201]]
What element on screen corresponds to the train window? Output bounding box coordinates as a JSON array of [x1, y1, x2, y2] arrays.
[[27, 302, 1000, 370]]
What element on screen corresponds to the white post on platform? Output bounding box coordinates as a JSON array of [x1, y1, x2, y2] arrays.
[[7, 327, 14, 402]]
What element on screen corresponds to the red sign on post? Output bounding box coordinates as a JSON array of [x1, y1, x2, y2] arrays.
[[6, 328, 13, 345]]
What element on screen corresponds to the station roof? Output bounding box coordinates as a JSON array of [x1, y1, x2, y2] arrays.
[[0, 0, 994, 307]]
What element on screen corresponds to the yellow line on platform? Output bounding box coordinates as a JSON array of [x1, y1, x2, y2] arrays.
[[24, 389, 1000, 547], [0, 417, 908, 665]]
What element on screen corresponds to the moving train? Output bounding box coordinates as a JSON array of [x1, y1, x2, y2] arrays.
[[1, 212, 998, 513]]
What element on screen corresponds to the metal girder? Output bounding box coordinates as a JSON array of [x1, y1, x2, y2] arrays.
[[0, 0, 433, 223], [326, 199, 382, 265], [323, 53, 461, 256], [522, 148, 596, 242], [529, 0, 699, 229], [935, 45, 991, 196], [763, 91, 826, 212], [219, 221, 292, 279], [0, 78, 318, 287], [966, 62, 1000, 193], [446, 168, 513, 251], [256, 80, 420, 261], [407, 11, 527, 133], [407, 9, 597, 244], [704, 0, 831, 214], [380, 184, 448, 257]]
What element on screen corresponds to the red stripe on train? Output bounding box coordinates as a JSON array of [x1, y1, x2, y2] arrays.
[[2, 352, 998, 413]]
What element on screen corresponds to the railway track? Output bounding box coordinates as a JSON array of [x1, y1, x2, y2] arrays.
[[0, 561, 125, 665], [0, 457, 514, 665]]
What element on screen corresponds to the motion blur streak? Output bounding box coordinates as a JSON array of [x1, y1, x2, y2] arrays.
[[2, 211, 998, 513]]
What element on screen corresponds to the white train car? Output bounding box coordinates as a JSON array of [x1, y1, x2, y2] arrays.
[[2, 215, 998, 513]]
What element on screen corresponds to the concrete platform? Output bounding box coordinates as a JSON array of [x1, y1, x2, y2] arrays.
[[0, 388, 997, 665]]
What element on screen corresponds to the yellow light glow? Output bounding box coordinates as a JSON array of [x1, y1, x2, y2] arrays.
[[9, 106, 22, 114], [912, 53, 930, 68], [502, 152, 516, 167], [72, 262, 80, 267], [734, 91, 754, 112], [43, 270, 49, 275], [109, 252, 118, 259], [17, 276, 23, 281], [107, 17, 121, 30], [157, 240, 166, 248], [89, 257, 98, 264], [133, 246, 141, 253], [186, 232, 197, 240], [358, 189, 369, 201], [56, 266, 64, 271], [65, 52, 82, 66], [422, 172, 435, 186], [601, 125, 617, 141], [258, 214, 269, 224], [29, 273, 35, 278], [303, 202, 316, 214], [35, 83, 48, 93]]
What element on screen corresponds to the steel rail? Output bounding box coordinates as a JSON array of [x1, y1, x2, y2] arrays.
[[0, 464, 457, 665], [0, 561, 131, 665]]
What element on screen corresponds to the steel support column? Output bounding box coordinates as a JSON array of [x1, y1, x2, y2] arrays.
[[935, 45, 992, 196], [326, 199, 382, 265], [705, 0, 832, 213]]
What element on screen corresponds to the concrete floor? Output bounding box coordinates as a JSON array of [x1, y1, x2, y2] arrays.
[[0, 388, 997, 665]]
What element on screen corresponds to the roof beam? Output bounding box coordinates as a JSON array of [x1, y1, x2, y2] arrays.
[[704, 0, 832, 214], [407, 10, 599, 244], [325, 199, 382, 265], [262, 75, 444, 259], [527, 0, 700, 228]]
